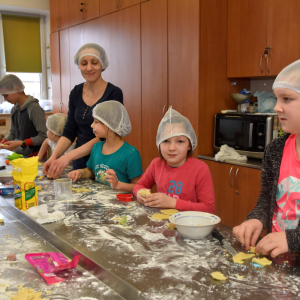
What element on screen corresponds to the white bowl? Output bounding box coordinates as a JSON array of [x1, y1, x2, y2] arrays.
[[169, 211, 221, 239]]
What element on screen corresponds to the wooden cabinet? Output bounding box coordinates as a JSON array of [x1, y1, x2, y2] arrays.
[[50, 32, 61, 113], [168, 0, 199, 156], [100, 0, 140, 17], [204, 160, 261, 228], [68, 0, 99, 27], [227, 0, 300, 78], [141, 0, 167, 170], [50, 0, 69, 33]]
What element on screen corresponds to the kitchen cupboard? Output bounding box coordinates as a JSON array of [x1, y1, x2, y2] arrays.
[[50, 32, 61, 113], [203, 160, 261, 228], [99, 0, 140, 17], [68, 0, 100, 27], [227, 0, 300, 78], [141, 0, 168, 170], [50, 0, 69, 33]]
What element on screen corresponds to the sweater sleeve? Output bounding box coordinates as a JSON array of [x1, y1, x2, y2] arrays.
[[247, 145, 273, 230], [62, 88, 79, 143], [175, 163, 215, 213], [133, 160, 156, 197], [5, 110, 16, 141], [27, 104, 47, 146]]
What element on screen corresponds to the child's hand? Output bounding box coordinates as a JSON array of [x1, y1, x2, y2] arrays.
[[233, 219, 263, 250], [255, 231, 288, 258], [144, 193, 176, 208], [105, 169, 119, 189], [68, 170, 82, 182], [136, 192, 146, 204]]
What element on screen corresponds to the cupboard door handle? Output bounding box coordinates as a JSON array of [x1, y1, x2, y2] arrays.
[[229, 167, 233, 187], [266, 47, 271, 73], [162, 105, 166, 116], [235, 168, 239, 189]]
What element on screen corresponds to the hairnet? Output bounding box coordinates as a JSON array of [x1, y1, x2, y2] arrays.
[[0, 74, 25, 94], [156, 107, 197, 150], [74, 43, 109, 71], [92, 101, 131, 136], [273, 59, 300, 94], [46, 113, 67, 136]]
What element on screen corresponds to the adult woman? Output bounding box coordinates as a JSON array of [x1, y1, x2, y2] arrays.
[[43, 43, 123, 177]]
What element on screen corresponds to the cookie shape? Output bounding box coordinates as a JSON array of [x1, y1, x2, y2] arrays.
[[151, 214, 170, 220], [211, 271, 227, 281], [168, 223, 177, 229], [160, 209, 178, 215], [252, 257, 272, 266], [233, 252, 255, 264]]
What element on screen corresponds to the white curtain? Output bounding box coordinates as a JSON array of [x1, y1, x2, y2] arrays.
[[0, 14, 6, 104]]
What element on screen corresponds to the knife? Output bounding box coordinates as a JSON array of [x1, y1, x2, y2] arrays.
[[211, 229, 238, 257]]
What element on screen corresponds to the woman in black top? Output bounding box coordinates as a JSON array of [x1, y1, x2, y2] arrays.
[[44, 43, 123, 177]]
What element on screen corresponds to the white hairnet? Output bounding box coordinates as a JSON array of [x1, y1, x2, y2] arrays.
[[74, 43, 109, 71], [92, 101, 131, 136], [46, 113, 67, 136], [273, 59, 300, 94], [156, 107, 197, 151], [0, 74, 25, 94]]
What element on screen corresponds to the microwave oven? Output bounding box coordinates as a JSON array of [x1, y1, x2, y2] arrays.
[[214, 113, 274, 159]]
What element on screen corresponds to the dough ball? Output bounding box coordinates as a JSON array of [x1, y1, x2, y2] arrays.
[[139, 189, 151, 198]]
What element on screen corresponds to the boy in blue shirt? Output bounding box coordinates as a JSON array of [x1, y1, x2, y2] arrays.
[[68, 101, 142, 192]]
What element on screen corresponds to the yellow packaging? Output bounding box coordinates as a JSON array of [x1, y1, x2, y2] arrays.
[[11, 157, 38, 211]]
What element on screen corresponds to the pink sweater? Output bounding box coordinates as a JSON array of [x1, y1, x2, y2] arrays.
[[134, 158, 215, 213]]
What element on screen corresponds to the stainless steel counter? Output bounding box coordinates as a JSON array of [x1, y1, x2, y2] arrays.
[[198, 154, 263, 170], [1, 168, 300, 299]]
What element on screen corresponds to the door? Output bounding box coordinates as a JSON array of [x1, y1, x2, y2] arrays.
[[267, 0, 300, 76], [141, 0, 168, 170], [59, 29, 71, 114], [58, 0, 69, 30], [68, 0, 100, 27], [92, 5, 142, 154], [100, 0, 140, 16], [168, 0, 199, 156], [50, 32, 61, 113], [227, 0, 267, 77]]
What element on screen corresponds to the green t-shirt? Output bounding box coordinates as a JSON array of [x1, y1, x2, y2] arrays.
[[86, 141, 143, 185]]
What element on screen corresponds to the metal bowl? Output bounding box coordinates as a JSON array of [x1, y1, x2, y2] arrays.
[[230, 93, 251, 104], [169, 211, 221, 239]]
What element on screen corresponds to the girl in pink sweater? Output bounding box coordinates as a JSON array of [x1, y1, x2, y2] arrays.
[[134, 108, 215, 213]]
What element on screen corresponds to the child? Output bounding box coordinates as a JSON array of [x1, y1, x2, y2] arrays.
[[0, 74, 47, 157], [38, 113, 75, 162], [134, 107, 215, 213], [68, 100, 143, 192], [233, 59, 300, 258]]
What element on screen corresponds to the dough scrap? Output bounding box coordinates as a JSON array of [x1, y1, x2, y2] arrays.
[[284, 260, 289, 263], [168, 223, 177, 230], [233, 252, 255, 264], [249, 246, 256, 253], [38, 162, 43, 166], [252, 257, 272, 266], [10, 287, 44, 300], [237, 275, 244, 279], [211, 271, 227, 281], [37, 175, 44, 181], [0, 219, 4, 223], [160, 209, 178, 215], [72, 187, 91, 193], [152, 214, 170, 220], [113, 217, 121, 221], [118, 215, 127, 226], [36, 185, 42, 191], [139, 189, 151, 198]]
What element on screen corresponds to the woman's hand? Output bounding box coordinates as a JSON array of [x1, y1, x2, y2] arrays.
[[143, 193, 177, 208], [233, 219, 263, 250], [255, 231, 288, 258], [105, 169, 119, 189], [68, 170, 82, 181], [2, 141, 22, 151], [46, 156, 71, 178]]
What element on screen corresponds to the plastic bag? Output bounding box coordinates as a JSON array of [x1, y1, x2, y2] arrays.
[[254, 91, 277, 113]]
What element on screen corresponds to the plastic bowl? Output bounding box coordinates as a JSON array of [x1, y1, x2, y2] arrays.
[[169, 211, 221, 239], [230, 93, 251, 104], [116, 194, 133, 202]]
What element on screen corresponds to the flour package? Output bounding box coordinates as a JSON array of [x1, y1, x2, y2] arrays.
[[11, 157, 39, 211]]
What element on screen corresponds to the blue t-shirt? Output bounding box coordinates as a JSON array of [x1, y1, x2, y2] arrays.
[[86, 141, 143, 185]]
